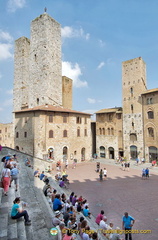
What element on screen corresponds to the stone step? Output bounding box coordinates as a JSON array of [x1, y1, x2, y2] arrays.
[[7, 174, 25, 240], [19, 157, 54, 240], [0, 187, 3, 206]]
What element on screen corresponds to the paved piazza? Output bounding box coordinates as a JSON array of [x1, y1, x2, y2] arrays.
[[61, 160, 158, 240]]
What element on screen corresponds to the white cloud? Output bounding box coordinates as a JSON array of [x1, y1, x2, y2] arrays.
[[97, 61, 105, 70], [62, 61, 87, 88], [0, 43, 13, 60], [3, 98, 13, 106], [61, 26, 90, 40], [7, 0, 26, 12], [99, 39, 106, 47], [0, 30, 13, 61], [85, 33, 90, 40], [6, 89, 13, 95], [87, 98, 102, 104], [0, 30, 13, 42], [87, 98, 96, 104]]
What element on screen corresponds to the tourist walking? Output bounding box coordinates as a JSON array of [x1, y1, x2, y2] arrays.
[[122, 212, 135, 240], [142, 168, 146, 179], [103, 168, 107, 180], [99, 169, 103, 181], [1, 165, 11, 195], [10, 163, 19, 191], [145, 168, 149, 179]]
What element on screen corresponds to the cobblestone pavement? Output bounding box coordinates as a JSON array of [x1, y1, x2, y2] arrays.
[[54, 159, 158, 240]]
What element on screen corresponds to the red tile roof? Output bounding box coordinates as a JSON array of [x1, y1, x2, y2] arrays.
[[14, 104, 91, 116]]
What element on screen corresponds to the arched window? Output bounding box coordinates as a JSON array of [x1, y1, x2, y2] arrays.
[[147, 98, 153, 104], [148, 127, 154, 138], [16, 132, 19, 138], [130, 133, 137, 141], [77, 128, 80, 137], [63, 130, 67, 137], [102, 128, 105, 135], [100, 146, 105, 158], [49, 130, 53, 138], [108, 128, 110, 135], [147, 111, 154, 119], [76, 117, 82, 124], [111, 128, 114, 135], [99, 128, 102, 135]]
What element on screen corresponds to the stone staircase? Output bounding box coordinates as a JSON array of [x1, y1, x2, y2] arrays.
[[0, 149, 54, 240], [0, 147, 107, 240]]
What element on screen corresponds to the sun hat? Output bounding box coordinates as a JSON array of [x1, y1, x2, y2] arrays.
[[55, 211, 61, 216]]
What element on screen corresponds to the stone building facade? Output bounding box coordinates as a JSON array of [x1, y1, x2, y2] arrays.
[[14, 105, 91, 162], [0, 123, 14, 148], [96, 57, 158, 162], [13, 12, 92, 162], [95, 108, 123, 159]]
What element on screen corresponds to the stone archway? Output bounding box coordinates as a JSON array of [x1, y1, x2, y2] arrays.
[[63, 146, 68, 162], [130, 145, 137, 159], [81, 147, 86, 161], [108, 147, 114, 159], [99, 146, 105, 158], [149, 146, 157, 162]]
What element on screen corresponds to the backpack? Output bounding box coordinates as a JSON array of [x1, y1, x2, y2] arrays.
[[1, 157, 6, 162]]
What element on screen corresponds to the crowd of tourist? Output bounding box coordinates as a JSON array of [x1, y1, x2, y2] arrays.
[[1, 154, 32, 226], [34, 163, 124, 240], [0, 153, 142, 239]]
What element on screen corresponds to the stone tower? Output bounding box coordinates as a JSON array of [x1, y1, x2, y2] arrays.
[[62, 76, 73, 109], [122, 57, 147, 159], [13, 37, 30, 111], [29, 13, 62, 108], [13, 13, 62, 112]]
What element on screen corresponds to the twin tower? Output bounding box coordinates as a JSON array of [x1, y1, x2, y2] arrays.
[[13, 13, 72, 112]]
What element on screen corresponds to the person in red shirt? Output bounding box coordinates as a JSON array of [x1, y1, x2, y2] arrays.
[[95, 210, 104, 225]]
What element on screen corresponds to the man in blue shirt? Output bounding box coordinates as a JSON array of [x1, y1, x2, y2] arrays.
[[122, 212, 135, 240], [39, 171, 45, 180], [10, 164, 19, 191]]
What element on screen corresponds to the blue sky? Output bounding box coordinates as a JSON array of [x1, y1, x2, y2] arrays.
[[1, 0, 158, 123]]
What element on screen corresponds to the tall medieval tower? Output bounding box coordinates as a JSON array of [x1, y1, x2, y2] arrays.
[[122, 57, 147, 159], [13, 13, 62, 112]]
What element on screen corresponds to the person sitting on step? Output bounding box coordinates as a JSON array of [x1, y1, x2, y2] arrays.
[[11, 197, 31, 225]]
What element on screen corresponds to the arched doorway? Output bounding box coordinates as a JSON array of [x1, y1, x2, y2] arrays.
[[81, 148, 86, 161], [130, 145, 137, 159], [63, 146, 68, 162], [149, 146, 157, 162], [15, 146, 19, 151], [108, 147, 114, 159], [48, 147, 54, 159], [100, 146, 105, 158], [119, 148, 124, 157]]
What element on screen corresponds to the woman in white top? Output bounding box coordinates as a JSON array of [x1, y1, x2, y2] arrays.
[[2, 165, 11, 195]]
